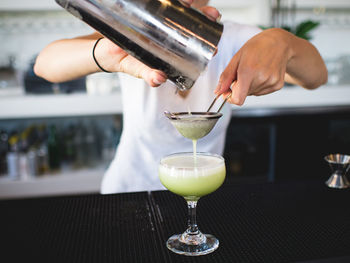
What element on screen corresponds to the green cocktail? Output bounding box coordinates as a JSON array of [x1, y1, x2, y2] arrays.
[[159, 153, 225, 200], [159, 152, 226, 256]]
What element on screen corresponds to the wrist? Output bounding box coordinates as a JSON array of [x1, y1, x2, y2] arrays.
[[90, 37, 113, 73], [268, 28, 295, 60], [93, 38, 112, 73], [267, 28, 299, 76]]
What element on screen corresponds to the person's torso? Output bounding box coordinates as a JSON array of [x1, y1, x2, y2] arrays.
[[101, 21, 262, 194]]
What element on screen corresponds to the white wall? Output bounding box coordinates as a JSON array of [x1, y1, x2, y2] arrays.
[[0, 1, 350, 81], [211, 0, 271, 26], [0, 0, 271, 71], [0, 11, 93, 71]]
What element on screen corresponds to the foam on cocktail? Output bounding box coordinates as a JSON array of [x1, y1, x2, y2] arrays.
[[159, 153, 225, 199]]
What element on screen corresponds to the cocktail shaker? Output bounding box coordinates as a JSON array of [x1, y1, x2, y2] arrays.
[[55, 0, 223, 90]]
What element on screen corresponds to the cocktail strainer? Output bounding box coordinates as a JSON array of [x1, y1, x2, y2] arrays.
[[164, 93, 231, 140], [164, 112, 222, 140]]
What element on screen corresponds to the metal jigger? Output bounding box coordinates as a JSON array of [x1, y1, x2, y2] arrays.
[[324, 154, 350, 189]]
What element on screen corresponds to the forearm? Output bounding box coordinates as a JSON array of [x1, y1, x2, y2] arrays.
[[34, 33, 101, 83], [281, 29, 328, 89]]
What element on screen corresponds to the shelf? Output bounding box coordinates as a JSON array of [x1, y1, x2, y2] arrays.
[[233, 85, 350, 117], [211, 0, 265, 8], [242, 85, 350, 109], [0, 166, 105, 199], [295, 0, 350, 9], [0, 91, 123, 119], [1, 85, 350, 120]]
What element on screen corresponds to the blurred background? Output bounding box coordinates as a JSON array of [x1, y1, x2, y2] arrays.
[[1, 0, 350, 199]]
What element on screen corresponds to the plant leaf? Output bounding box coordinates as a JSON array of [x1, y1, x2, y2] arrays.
[[295, 20, 320, 40]]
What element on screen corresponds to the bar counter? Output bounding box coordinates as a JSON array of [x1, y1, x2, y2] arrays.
[[1, 180, 350, 263]]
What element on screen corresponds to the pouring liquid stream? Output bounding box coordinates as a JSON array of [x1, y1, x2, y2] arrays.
[[187, 107, 197, 164], [193, 139, 197, 164]]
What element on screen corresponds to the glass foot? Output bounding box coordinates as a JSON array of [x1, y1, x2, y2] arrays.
[[166, 233, 219, 256]]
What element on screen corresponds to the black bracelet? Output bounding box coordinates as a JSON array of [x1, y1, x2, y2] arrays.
[[92, 37, 112, 73]]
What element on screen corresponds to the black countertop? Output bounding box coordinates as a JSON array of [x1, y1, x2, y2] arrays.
[[1, 180, 350, 263]]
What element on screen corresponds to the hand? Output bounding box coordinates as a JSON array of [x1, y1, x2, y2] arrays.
[[94, 38, 167, 87], [214, 28, 294, 106], [94, 0, 221, 87]]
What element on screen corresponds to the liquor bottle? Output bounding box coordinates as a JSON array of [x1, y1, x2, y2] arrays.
[[7, 134, 20, 180], [84, 121, 99, 167], [36, 124, 49, 175], [102, 126, 117, 166], [25, 126, 39, 177], [73, 123, 85, 168], [0, 130, 9, 176], [18, 128, 30, 180], [61, 124, 76, 171], [47, 125, 61, 171]]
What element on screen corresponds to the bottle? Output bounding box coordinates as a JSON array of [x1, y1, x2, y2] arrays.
[[61, 124, 76, 171], [55, 0, 223, 90], [25, 126, 39, 177], [84, 121, 99, 167], [36, 124, 49, 175], [47, 125, 61, 171], [0, 130, 9, 176], [27, 148, 38, 177], [102, 126, 117, 166], [7, 135, 20, 180], [73, 123, 85, 168], [18, 129, 30, 180]]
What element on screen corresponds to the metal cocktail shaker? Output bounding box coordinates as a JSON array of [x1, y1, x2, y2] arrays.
[[55, 0, 223, 90]]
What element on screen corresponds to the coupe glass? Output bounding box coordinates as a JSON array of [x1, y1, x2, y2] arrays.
[[159, 152, 226, 256]]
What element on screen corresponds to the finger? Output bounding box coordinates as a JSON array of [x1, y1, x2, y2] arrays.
[[138, 66, 167, 87], [117, 52, 167, 87], [179, 0, 193, 7], [149, 70, 167, 87], [222, 90, 232, 100], [215, 53, 240, 95], [228, 77, 251, 106], [198, 6, 221, 21]]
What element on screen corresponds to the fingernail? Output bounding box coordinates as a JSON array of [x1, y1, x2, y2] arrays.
[[207, 14, 216, 21], [159, 71, 167, 79], [216, 14, 222, 23], [153, 75, 166, 85], [153, 78, 163, 85], [180, 0, 192, 7]]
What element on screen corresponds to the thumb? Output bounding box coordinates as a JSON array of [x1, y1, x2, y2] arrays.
[[198, 6, 221, 22], [119, 55, 167, 87], [137, 65, 167, 87]]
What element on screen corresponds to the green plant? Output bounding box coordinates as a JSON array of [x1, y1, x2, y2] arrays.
[[260, 20, 320, 40]]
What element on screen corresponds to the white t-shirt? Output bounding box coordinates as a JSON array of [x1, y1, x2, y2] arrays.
[[101, 21, 261, 194]]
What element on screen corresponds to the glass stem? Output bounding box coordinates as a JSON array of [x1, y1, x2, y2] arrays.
[[187, 200, 199, 234]]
